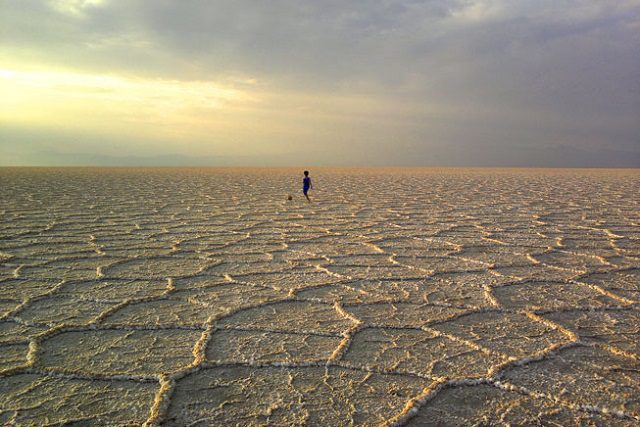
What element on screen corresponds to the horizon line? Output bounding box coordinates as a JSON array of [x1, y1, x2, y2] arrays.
[[2, 165, 639, 170]]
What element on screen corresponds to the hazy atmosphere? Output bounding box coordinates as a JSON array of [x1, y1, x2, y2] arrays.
[[1, 0, 639, 166]]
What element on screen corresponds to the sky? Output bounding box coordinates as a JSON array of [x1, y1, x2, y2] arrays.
[[1, 0, 639, 167]]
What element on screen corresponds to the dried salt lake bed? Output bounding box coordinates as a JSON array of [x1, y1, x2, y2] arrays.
[[1, 167, 639, 426]]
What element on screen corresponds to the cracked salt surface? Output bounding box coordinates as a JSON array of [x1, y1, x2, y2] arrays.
[[0, 167, 639, 425]]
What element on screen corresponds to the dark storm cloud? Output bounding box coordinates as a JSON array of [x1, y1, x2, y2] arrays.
[[1, 0, 639, 166]]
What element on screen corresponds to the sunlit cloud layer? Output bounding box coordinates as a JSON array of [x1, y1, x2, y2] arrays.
[[1, 0, 639, 166], [1, 68, 256, 134]]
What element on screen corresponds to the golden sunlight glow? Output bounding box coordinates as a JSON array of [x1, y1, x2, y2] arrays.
[[0, 66, 412, 138], [0, 67, 259, 136], [49, 0, 110, 16], [0, 64, 422, 159]]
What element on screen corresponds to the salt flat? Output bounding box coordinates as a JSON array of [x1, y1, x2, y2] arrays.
[[0, 167, 639, 426]]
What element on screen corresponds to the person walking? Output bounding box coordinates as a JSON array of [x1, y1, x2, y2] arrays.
[[303, 170, 312, 202]]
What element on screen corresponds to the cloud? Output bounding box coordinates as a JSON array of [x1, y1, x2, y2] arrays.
[[1, 0, 639, 166]]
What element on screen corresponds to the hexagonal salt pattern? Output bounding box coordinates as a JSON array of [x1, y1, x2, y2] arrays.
[[1, 167, 638, 425]]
